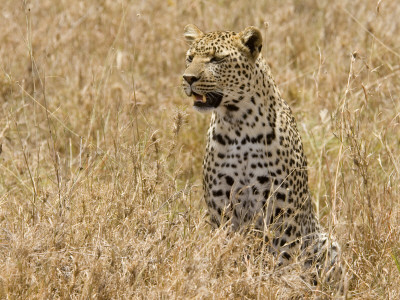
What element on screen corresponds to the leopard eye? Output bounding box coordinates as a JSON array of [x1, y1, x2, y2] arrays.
[[187, 55, 194, 63], [210, 56, 226, 63]]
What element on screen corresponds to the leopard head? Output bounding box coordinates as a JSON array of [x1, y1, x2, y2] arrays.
[[182, 24, 263, 112]]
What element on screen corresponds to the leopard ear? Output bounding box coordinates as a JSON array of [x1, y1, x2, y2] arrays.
[[184, 24, 204, 45], [238, 26, 263, 61]]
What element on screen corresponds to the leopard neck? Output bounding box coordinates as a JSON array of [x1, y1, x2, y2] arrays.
[[212, 56, 282, 132]]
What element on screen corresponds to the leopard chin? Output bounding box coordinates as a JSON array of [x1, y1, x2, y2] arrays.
[[192, 92, 223, 112]]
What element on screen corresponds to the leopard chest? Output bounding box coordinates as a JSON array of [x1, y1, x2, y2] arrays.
[[202, 119, 277, 225], [201, 108, 306, 229]]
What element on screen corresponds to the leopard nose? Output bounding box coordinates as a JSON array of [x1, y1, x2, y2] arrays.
[[183, 75, 199, 85]]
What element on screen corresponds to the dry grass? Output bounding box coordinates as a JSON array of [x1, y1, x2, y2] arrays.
[[0, 0, 399, 298]]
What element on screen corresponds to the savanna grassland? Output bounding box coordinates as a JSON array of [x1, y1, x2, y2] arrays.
[[0, 0, 399, 298]]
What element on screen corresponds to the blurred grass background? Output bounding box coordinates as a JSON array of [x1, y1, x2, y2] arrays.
[[0, 0, 399, 298]]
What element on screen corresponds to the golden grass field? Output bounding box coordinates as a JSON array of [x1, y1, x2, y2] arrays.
[[1, 0, 399, 298]]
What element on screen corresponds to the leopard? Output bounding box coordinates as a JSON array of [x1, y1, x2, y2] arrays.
[[182, 24, 342, 284]]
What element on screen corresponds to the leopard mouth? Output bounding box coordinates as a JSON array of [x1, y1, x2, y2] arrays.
[[192, 92, 223, 109]]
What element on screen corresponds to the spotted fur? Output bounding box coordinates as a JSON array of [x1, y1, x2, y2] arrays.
[[182, 24, 341, 282]]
